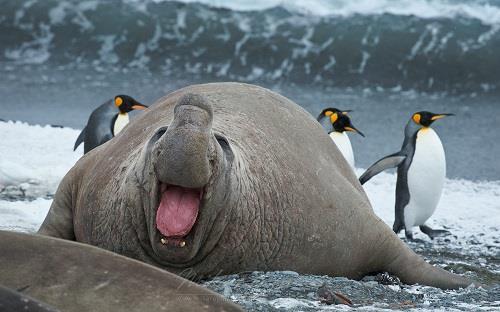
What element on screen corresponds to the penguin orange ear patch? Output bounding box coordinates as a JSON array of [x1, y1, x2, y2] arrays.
[[115, 97, 123, 107], [325, 111, 333, 117], [412, 113, 421, 125], [330, 113, 338, 123]]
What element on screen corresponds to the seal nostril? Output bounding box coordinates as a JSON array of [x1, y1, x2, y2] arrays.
[[174, 93, 213, 120]]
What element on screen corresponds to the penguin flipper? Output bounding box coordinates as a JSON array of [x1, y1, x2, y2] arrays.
[[359, 153, 406, 185], [73, 126, 87, 151]]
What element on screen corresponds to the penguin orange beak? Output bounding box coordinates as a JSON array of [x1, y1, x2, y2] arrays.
[[341, 110, 352, 115], [431, 113, 454, 121], [345, 126, 365, 137], [132, 104, 148, 110]]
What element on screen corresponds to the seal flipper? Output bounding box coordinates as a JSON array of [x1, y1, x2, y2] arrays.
[[377, 227, 473, 289], [359, 153, 406, 184], [38, 167, 76, 240], [73, 126, 86, 151]]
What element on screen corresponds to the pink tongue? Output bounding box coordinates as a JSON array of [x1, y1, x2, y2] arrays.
[[156, 186, 200, 237]]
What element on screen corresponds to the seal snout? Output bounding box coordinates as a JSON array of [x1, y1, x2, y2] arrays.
[[150, 94, 215, 248], [153, 93, 214, 188]]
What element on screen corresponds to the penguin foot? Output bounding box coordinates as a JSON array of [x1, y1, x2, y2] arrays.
[[393, 222, 404, 235], [419, 225, 450, 240], [404, 229, 414, 240]]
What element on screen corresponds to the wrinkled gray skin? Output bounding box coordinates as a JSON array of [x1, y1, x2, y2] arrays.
[[39, 83, 472, 290], [0, 230, 241, 312]]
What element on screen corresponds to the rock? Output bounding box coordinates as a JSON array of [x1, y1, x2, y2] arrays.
[[317, 283, 353, 306]]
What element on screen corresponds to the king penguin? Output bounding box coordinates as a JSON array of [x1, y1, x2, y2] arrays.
[[73, 95, 148, 154], [317, 108, 364, 168], [359, 111, 454, 240]]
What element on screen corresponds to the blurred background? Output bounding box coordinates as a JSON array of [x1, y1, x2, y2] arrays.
[[0, 0, 499, 180]]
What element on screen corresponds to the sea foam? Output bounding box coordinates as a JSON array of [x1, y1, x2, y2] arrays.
[[162, 0, 500, 25]]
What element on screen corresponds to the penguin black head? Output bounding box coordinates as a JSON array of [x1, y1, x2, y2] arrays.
[[317, 107, 351, 124], [412, 111, 454, 127], [114, 95, 148, 114], [330, 113, 365, 137]]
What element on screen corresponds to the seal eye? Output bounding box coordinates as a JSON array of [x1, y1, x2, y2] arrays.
[[115, 97, 123, 107], [215, 134, 234, 164], [412, 113, 421, 125]]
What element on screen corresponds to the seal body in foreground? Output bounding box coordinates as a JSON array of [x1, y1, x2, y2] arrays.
[[40, 83, 471, 290], [0, 230, 241, 312], [0, 285, 58, 312]]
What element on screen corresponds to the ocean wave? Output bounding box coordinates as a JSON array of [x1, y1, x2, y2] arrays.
[[1, 0, 499, 92], [162, 0, 500, 25]]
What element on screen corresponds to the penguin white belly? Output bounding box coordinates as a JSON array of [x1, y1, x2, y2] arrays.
[[329, 131, 355, 168], [404, 128, 446, 228], [113, 113, 129, 136]]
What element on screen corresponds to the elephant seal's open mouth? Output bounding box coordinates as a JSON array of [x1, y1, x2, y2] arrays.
[[156, 184, 203, 247]]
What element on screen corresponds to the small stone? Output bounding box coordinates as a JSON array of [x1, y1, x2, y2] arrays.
[[317, 283, 353, 306], [375, 272, 402, 286], [280, 271, 300, 276]]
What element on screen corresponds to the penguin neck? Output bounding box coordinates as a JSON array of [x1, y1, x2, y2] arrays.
[[332, 124, 344, 133], [113, 112, 130, 136], [419, 126, 432, 133], [329, 130, 345, 135]]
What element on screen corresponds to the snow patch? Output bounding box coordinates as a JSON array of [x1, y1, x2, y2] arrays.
[[357, 169, 500, 255], [0, 121, 82, 198], [0, 198, 51, 232]]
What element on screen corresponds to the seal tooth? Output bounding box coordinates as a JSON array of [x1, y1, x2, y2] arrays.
[[179, 241, 186, 247], [161, 238, 167, 245]]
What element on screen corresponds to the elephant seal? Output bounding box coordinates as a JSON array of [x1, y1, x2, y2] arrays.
[[0, 230, 241, 312], [39, 82, 472, 290]]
